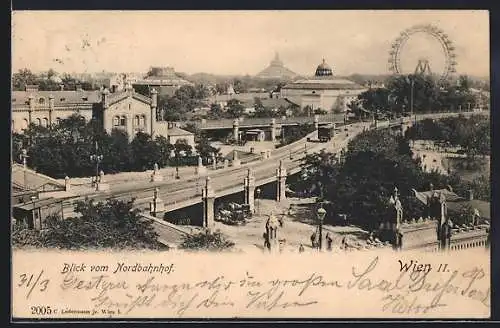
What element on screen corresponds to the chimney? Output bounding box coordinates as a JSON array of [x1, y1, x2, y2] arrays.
[[467, 190, 474, 201]]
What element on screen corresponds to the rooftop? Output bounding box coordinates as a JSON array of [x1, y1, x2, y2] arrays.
[[12, 90, 101, 106], [282, 78, 366, 91]]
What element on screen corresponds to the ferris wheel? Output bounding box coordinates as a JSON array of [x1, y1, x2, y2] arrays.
[[388, 24, 457, 82]]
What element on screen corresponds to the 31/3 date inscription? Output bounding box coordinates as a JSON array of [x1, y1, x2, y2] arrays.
[[18, 271, 50, 299]]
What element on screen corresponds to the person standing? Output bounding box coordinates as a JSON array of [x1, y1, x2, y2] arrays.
[[326, 233, 333, 251]]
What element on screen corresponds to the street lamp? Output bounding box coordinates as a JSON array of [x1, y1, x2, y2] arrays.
[[89, 141, 103, 190], [256, 188, 262, 213], [20, 149, 29, 189], [30, 195, 37, 229], [317, 206, 327, 251]]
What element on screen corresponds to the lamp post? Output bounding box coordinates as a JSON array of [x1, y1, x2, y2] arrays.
[[30, 195, 37, 229], [89, 141, 103, 190], [317, 206, 327, 251], [20, 149, 29, 189], [256, 187, 262, 214]]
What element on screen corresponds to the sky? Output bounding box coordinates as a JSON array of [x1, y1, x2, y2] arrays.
[[12, 10, 490, 77]]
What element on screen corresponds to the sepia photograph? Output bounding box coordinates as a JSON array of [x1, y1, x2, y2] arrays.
[[11, 10, 491, 320]]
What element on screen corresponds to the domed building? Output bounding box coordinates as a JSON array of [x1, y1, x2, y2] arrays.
[[280, 59, 366, 112], [132, 67, 193, 97], [256, 52, 298, 80]]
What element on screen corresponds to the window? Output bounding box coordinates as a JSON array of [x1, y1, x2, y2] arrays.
[[60, 98, 66, 102], [38, 98, 45, 104], [22, 119, 28, 130], [82, 97, 88, 101], [140, 115, 146, 126], [113, 116, 120, 127], [128, 103, 131, 111], [41, 118, 48, 127], [134, 115, 140, 126], [36, 118, 41, 126], [120, 116, 127, 126], [56, 117, 61, 124]]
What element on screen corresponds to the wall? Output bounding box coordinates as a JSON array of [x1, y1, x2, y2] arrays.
[[12, 107, 94, 132], [104, 96, 152, 139], [281, 88, 364, 112]]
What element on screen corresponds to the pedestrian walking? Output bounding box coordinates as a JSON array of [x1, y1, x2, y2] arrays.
[[310, 232, 317, 248], [326, 233, 333, 251]]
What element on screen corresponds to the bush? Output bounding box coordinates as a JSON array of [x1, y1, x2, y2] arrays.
[[12, 199, 167, 250], [179, 230, 235, 251]]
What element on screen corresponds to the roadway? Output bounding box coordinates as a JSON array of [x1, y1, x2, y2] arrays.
[[60, 111, 488, 217]]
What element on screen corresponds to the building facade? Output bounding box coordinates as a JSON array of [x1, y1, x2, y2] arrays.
[[12, 87, 98, 132], [11, 85, 192, 143], [280, 59, 367, 112]]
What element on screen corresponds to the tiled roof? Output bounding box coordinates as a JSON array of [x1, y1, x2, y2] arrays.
[[12, 90, 101, 106], [282, 78, 366, 90], [107, 91, 152, 106], [413, 188, 464, 205]]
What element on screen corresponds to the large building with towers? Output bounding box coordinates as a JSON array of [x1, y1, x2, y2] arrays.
[[11, 84, 194, 145]]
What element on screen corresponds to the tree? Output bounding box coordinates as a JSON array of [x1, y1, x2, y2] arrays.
[[179, 230, 235, 251], [130, 132, 161, 171], [357, 88, 392, 114], [195, 138, 221, 160], [226, 99, 245, 118], [207, 103, 225, 119], [279, 123, 315, 147], [12, 68, 37, 90], [12, 199, 167, 250], [154, 135, 174, 168], [174, 139, 193, 157], [253, 98, 276, 118]]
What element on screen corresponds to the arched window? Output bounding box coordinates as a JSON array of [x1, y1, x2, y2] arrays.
[[134, 115, 140, 126], [38, 98, 45, 105], [56, 117, 61, 124], [22, 119, 28, 130], [41, 118, 48, 127], [120, 116, 127, 126], [113, 116, 120, 126], [140, 115, 146, 126], [35, 118, 41, 126]]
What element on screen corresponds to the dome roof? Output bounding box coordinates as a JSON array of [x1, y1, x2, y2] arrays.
[[315, 59, 333, 77]]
